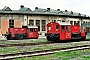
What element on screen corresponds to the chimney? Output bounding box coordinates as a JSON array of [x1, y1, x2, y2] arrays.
[[65, 10, 67, 12], [47, 8, 50, 11], [35, 7, 38, 9], [20, 5, 24, 8], [71, 11, 73, 14], [57, 9, 60, 11], [79, 13, 81, 15]]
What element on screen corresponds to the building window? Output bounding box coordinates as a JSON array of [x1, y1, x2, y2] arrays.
[[77, 21, 80, 25], [57, 20, 61, 22], [29, 20, 34, 26], [70, 21, 73, 25], [36, 20, 40, 31], [74, 21, 76, 25], [9, 20, 14, 28], [52, 20, 56, 22], [83, 21, 85, 23], [42, 20, 46, 31], [62, 21, 65, 22]]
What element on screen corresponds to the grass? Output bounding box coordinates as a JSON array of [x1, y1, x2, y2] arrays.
[[0, 47, 23, 54], [81, 55, 90, 60]]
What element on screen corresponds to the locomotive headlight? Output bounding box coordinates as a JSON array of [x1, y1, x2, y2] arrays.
[[48, 26, 51, 30]]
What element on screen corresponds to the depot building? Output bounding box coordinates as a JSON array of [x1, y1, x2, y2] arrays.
[[0, 5, 90, 35]]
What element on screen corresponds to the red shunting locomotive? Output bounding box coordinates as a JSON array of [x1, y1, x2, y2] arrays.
[[46, 22, 87, 42], [71, 23, 87, 40], [5, 26, 38, 40]]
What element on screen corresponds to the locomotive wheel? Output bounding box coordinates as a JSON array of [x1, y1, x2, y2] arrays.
[[6, 34, 12, 40], [18, 35, 23, 40], [81, 37, 86, 40], [15, 34, 23, 40], [47, 37, 51, 41], [6, 35, 10, 40]]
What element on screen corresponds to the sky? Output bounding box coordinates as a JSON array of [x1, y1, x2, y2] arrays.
[[0, 0, 90, 16]]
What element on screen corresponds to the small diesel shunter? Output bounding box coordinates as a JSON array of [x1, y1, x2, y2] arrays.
[[46, 22, 87, 42], [5, 26, 38, 40]]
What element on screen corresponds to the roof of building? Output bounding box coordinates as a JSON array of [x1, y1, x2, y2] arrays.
[[0, 5, 90, 19], [19, 5, 32, 11], [2, 6, 12, 11]]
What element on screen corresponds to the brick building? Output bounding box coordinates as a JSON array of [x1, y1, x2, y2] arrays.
[[0, 5, 90, 35]]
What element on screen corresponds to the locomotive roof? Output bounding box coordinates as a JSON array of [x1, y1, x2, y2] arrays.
[[57, 22, 71, 25], [28, 26, 38, 28]]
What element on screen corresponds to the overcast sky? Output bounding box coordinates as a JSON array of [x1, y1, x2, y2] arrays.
[[0, 0, 90, 16]]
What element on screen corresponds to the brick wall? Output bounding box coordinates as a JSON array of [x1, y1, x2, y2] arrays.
[[1, 20, 9, 34], [1, 20, 22, 34], [14, 20, 22, 28]]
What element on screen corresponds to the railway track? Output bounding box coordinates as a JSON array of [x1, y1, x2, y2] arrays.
[[0, 41, 56, 47], [0, 45, 90, 60], [0, 39, 90, 47]]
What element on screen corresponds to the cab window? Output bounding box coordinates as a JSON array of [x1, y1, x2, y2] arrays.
[[62, 26, 64, 31], [29, 28, 37, 32], [56, 25, 59, 29], [30, 28, 33, 32], [66, 26, 71, 32]]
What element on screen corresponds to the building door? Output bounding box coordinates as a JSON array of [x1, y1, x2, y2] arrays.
[[42, 20, 46, 31], [36, 20, 40, 31]]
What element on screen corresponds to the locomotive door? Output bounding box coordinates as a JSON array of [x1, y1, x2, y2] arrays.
[[65, 26, 71, 40], [61, 26, 66, 40], [61, 25, 71, 40]]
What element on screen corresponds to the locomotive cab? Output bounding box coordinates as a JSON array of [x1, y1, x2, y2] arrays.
[[27, 26, 38, 39], [46, 22, 71, 42], [71, 23, 81, 39], [46, 22, 60, 41], [81, 27, 87, 40], [71, 23, 87, 40]]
